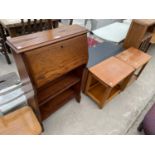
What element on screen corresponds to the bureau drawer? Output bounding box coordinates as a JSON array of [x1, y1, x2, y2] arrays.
[[23, 34, 88, 88]]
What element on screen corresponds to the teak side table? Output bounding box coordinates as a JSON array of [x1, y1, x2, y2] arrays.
[[115, 47, 151, 82], [85, 57, 134, 108]]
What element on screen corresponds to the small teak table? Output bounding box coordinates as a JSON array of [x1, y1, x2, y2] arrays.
[[115, 47, 151, 79], [85, 57, 134, 108]]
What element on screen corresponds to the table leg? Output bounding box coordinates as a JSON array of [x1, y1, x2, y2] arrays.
[[136, 63, 148, 78], [85, 72, 93, 93], [81, 68, 89, 93], [120, 72, 134, 91], [100, 86, 112, 109]]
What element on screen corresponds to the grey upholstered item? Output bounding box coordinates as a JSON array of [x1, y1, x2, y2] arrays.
[[0, 72, 27, 115], [0, 72, 20, 90], [87, 41, 124, 68]]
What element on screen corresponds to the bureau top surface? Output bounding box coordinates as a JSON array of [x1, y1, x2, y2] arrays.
[[115, 47, 151, 69], [89, 57, 134, 87], [6, 24, 87, 53]]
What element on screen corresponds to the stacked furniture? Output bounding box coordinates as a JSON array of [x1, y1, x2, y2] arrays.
[[6, 25, 88, 122], [124, 19, 155, 52]]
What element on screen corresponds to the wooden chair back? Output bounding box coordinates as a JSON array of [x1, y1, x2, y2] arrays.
[[16, 19, 59, 36], [0, 24, 11, 64]]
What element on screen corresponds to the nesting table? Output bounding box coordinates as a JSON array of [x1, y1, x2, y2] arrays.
[[85, 57, 134, 108], [85, 47, 151, 109], [116, 47, 151, 80]]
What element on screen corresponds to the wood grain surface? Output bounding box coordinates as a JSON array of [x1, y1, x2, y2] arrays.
[[115, 47, 151, 69], [89, 57, 134, 87], [0, 106, 42, 135]]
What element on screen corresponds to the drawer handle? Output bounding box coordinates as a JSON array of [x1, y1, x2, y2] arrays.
[[61, 45, 63, 48]]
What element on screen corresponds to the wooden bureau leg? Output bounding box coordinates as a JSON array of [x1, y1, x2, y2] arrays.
[[75, 94, 81, 103], [81, 68, 89, 93], [73, 81, 82, 103]]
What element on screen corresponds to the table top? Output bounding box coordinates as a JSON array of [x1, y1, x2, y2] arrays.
[[92, 22, 130, 43], [115, 47, 151, 69], [89, 57, 134, 87]]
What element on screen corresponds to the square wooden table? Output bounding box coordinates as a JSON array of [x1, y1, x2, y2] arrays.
[[115, 47, 151, 79], [85, 57, 134, 108]]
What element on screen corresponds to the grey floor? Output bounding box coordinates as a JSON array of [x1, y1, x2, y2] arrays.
[[0, 20, 155, 134]]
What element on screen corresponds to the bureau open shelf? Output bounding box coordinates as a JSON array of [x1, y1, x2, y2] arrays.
[[40, 89, 76, 120], [37, 65, 84, 120], [37, 73, 80, 106]]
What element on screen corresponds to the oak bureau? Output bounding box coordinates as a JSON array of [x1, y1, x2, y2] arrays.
[[7, 25, 88, 122]]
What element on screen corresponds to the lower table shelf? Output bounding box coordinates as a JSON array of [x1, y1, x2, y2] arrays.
[[87, 82, 121, 107]]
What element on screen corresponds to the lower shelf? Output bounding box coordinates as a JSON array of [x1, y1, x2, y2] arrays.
[[39, 89, 75, 120], [87, 82, 121, 107], [87, 83, 106, 104], [37, 73, 80, 106]]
